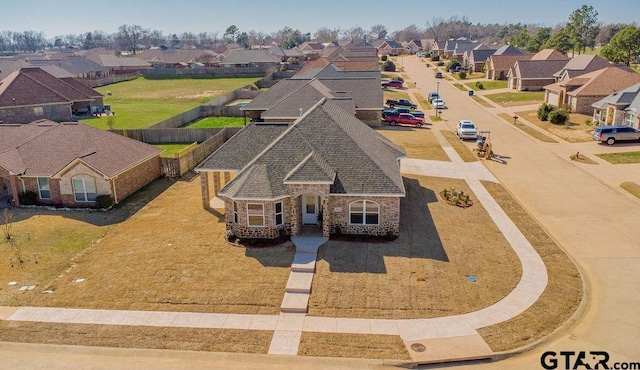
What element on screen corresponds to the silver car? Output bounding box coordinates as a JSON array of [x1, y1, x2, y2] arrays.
[[593, 125, 640, 145], [457, 120, 478, 140]]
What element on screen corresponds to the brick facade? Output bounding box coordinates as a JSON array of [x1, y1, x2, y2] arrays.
[[7, 157, 160, 208], [327, 196, 400, 236], [0, 104, 72, 124], [112, 157, 161, 202]]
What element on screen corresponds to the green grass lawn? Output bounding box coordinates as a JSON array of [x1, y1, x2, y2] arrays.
[[383, 90, 412, 102], [79, 77, 259, 129], [466, 80, 508, 90], [186, 116, 246, 128], [154, 143, 196, 157], [485, 91, 545, 107], [595, 151, 640, 164], [453, 83, 467, 91]]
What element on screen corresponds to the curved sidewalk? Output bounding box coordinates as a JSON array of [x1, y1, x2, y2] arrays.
[[1, 127, 549, 365]]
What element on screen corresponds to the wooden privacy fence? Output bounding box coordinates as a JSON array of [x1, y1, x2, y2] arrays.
[[160, 127, 241, 178], [111, 127, 223, 144]]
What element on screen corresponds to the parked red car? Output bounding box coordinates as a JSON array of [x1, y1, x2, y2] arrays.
[[382, 80, 403, 89], [384, 113, 425, 128]]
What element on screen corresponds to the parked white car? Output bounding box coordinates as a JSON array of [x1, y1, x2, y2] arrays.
[[456, 120, 478, 140], [432, 98, 447, 109]]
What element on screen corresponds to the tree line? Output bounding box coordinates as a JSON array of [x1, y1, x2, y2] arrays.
[[0, 5, 638, 65]]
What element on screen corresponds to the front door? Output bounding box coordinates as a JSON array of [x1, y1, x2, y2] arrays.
[[302, 195, 318, 224]]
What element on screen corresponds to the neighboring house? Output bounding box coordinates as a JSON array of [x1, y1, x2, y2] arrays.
[[241, 59, 382, 125], [551, 54, 612, 81], [374, 40, 405, 55], [404, 39, 423, 54], [139, 48, 220, 68], [196, 98, 406, 239], [28, 55, 110, 80], [218, 49, 281, 69], [544, 66, 640, 114], [508, 59, 569, 90], [591, 82, 640, 129], [485, 53, 533, 80], [0, 67, 104, 124], [82, 50, 152, 74], [0, 120, 162, 207], [0, 59, 74, 81], [323, 45, 378, 63], [420, 39, 436, 53], [451, 40, 479, 62], [464, 44, 500, 72], [443, 37, 477, 58], [431, 41, 446, 56], [268, 45, 304, 62], [297, 41, 325, 57]]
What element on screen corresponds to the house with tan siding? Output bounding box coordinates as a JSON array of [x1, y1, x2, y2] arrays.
[[196, 98, 406, 239]]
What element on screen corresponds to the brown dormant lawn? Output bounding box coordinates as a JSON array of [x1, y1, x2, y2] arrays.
[[375, 126, 450, 161], [308, 174, 522, 319]]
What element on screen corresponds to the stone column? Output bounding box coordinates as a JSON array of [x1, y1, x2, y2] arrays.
[[290, 195, 299, 236], [200, 172, 210, 209], [322, 197, 330, 238], [212, 172, 221, 196], [9, 176, 19, 207]]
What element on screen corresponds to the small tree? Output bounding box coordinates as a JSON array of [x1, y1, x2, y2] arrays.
[[446, 60, 461, 71], [380, 55, 388, 61], [458, 71, 467, 79], [537, 103, 555, 121], [548, 108, 569, 124], [382, 60, 396, 72]]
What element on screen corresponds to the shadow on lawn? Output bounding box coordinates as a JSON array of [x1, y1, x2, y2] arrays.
[[9, 176, 176, 227], [319, 177, 448, 274]]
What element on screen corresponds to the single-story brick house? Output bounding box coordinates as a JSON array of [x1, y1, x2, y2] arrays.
[[196, 98, 406, 239], [544, 66, 640, 114], [0, 120, 162, 207], [591, 82, 640, 129], [0, 67, 105, 124]]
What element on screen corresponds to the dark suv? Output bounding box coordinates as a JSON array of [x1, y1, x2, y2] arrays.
[[592, 125, 640, 145]]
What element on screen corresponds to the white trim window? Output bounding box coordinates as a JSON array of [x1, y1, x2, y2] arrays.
[[626, 113, 635, 127], [33, 106, 44, 116], [247, 203, 264, 227], [72, 177, 97, 202], [275, 201, 283, 226], [349, 200, 380, 225], [37, 177, 51, 199], [233, 201, 239, 224]]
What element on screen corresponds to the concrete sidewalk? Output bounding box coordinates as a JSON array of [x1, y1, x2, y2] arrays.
[[401, 55, 640, 367]]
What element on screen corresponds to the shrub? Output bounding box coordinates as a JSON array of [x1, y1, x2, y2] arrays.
[[380, 55, 388, 61], [548, 108, 569, 124], [94, 195, 114, 209], [382, 60, 396, 72], [226, 230, 236, 242], [475, 81, 484, 89], [458, 71, 467, 79], [436, 61, 444, 66], [446, 61, 461, 71], [18, 191, 37, 205], [395, 75, 404, 82], [537, 103, 555, 121], [585, 118, 592, 126]]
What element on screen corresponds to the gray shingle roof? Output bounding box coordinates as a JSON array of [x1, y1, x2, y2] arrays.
[[215, 99, 405, 200], [515, 60, 569, 79], [219, 50, 281, 65], [196, 123, 290, 171]]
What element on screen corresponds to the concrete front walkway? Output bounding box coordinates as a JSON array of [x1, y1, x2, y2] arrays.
[[1, 118, 550, 365]]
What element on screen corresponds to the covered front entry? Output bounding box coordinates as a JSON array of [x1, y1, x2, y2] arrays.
[[302, 194, 318, 224]]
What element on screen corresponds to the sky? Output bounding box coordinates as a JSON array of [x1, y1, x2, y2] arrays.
[[3, 0, 638, 39]]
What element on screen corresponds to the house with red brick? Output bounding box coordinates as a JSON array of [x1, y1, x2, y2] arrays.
[[0, 67, 104, 124], [0, 120, 162, 208], [507, 50, 570, 91], [196, 98, 406, 239]]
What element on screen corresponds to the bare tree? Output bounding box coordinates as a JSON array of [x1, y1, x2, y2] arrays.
[[116, 24, 148, 54], [369, 24, 388, 40], [314, 27, 340, 42], [343, 26, 366, 42]]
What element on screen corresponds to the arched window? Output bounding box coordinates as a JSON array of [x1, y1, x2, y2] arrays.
[[72, 176, 97, 202], [349, 200, 379, 225]]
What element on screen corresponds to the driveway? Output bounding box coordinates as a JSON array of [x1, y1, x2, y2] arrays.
[[401, 55, 640, 366]]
